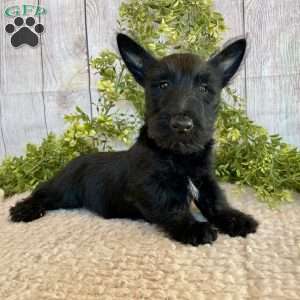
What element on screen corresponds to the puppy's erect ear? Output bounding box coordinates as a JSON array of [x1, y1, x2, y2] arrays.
[[117, 33, 156, 86], [209, 38, 246, 87]]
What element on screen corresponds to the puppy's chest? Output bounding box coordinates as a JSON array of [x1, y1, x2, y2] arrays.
[[187, 178, 199, 200], [161, 158, 200, 200]]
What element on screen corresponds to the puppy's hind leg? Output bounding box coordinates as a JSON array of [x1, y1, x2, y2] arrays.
[[9, 182, 61, 223], [10, 195, 49, 222]]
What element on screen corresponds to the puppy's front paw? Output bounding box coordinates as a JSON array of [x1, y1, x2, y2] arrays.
[[213, 209, 258, 237], [172, 222, 218, 246]]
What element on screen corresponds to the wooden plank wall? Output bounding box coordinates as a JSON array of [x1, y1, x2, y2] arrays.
[[214, 0, 300, 148], [0, 0, 299, 160]]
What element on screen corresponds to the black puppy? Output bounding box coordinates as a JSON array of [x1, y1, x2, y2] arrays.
[[10, 34, 258, 246]]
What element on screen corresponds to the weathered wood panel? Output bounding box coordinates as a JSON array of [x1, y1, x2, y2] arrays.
[[86, 0, 122, 57], [245, 0, 300, 147], [0, 0, 299, 161], [0, 0, 47, 157], [245, 0, 300, 77], [85, 0, 122, 116], [0, 15, 7, 158], [39, 0, 92, 133], [0, 105, 6, 158], [247, 75, 300, 146]]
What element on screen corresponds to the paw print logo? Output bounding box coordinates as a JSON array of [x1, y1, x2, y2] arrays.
[[5, 17, 44, 47]]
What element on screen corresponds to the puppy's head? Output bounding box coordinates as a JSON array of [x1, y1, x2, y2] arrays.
[[117, 34, 246, 154]]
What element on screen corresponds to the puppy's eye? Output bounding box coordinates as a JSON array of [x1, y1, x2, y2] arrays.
[[159, 81, 169, 89], [199, 84, 208, 93]]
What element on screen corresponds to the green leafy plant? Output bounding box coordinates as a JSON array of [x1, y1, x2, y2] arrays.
[[216, 101, 300, 206], [0, 133, 95, 197], [0, 0, 299, 206]]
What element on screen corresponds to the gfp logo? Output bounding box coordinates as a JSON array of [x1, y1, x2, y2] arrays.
[[4, 4, 47, 48]]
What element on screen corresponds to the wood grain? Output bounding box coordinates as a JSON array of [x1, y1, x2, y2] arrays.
[[85, 0, 122, 116], [0, 0, 299, 159], [246, 74, 300, 147], [0, 0, 47, 157], [0, 100, 6, 158], [0, 12, 6, 158], [39, 0, 92, 134], [245, 0, 300, 148], [245, 0, 300, 77], [86, 0, 122, 58], [214, 0, 245, 40]]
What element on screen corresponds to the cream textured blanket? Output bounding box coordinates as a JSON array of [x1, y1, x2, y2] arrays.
[[0, 184, 299, 300]]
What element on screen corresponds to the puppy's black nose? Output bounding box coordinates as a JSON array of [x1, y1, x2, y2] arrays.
[[170, 116, 194, 133]]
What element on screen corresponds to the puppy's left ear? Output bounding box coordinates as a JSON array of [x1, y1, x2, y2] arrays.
[[117, 33, 157, 87], [209, 38, 246, 87]]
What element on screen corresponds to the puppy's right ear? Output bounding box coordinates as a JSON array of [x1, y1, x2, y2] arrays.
[[117, 33, 156, 86], [209, 38, 247, 87]]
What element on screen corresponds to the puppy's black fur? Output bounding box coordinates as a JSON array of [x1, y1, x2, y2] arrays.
[[10, 34, 258, 246]]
